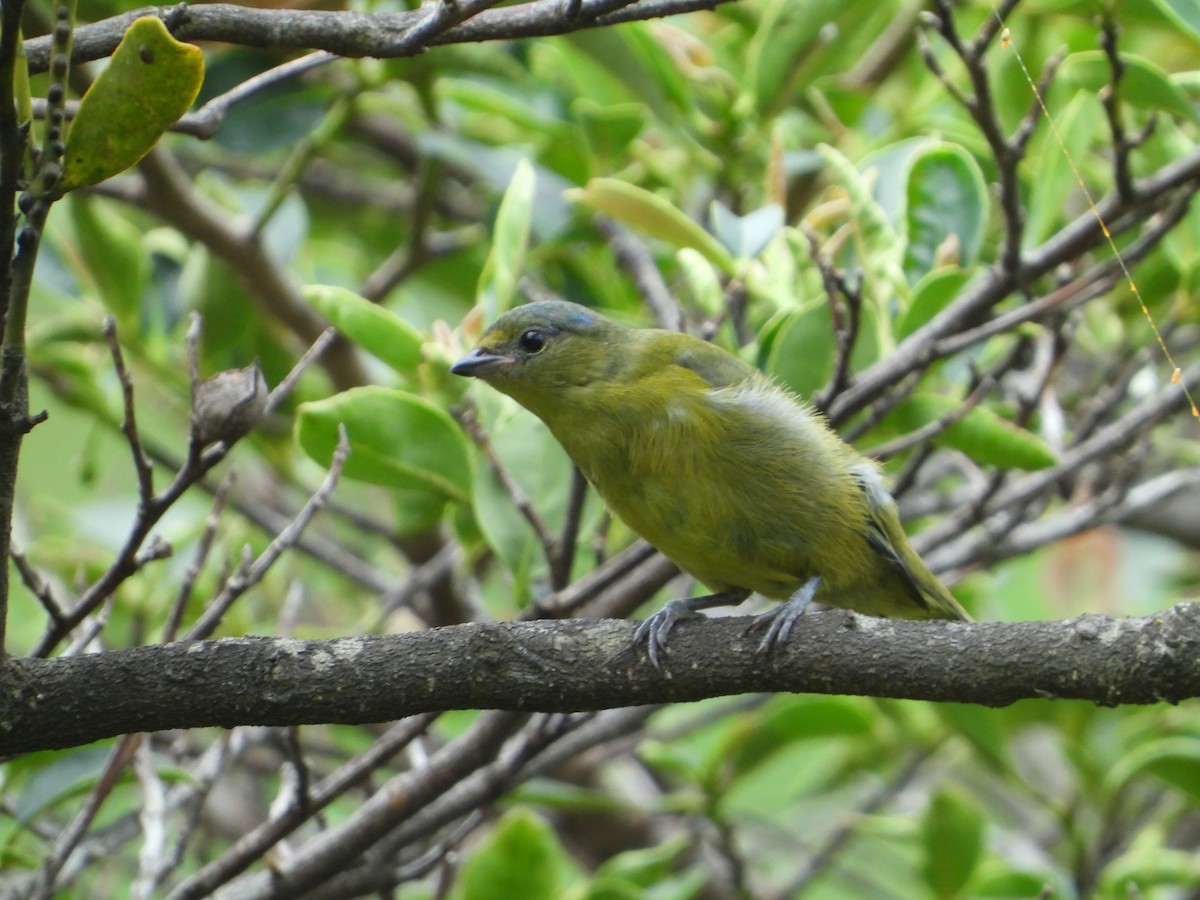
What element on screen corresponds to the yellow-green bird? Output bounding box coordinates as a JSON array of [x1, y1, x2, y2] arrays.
[[452, 300, 970, 667]]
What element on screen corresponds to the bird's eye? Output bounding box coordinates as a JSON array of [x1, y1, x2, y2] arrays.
[[518, 329, 546, 353]]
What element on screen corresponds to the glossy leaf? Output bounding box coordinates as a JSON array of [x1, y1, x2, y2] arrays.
[[1060, 50, 1200, 124], [883, 394, 1057, 470], [676, 247, 724, 315], [897, 268, 970, 341], [569, 178, 735, 273], [1106, 736, 1200, 807], [61, 17, 204, 191], [469, 403, 579, 586], [921, 787, 985, 900], [295, 387, 470, 502], [709, 202, 785, 260], [762, 301, 879, 398], [478, 157, 536, 318], [1023, 93, 1101, 250], [1147, 0, 1200, 39], [304, 285, 424, 377], [903, 143, 988, 283], [66, 195, 148, 329], [456, 808, 561, 900]]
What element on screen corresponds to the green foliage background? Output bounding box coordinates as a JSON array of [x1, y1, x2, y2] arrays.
[[4, 0, 1200, 896]]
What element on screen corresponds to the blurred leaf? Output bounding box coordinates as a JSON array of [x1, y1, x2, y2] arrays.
[[1147, 0, 1200, 39], [935, 704, 1010, 770], [582, 836, 707, 900], [14, 30, 30, 126], [897, 268, 970, 342], [12, 747, 112, 824], [592, 835, 689, 887], [761, 305, 834, 397], [818, 143, 907, 339], [973, 868, 1057, 898], [761, 301, 879, 398], [304, 285, 424, 377], [921, 787, 985, 899], [456, 808, 561, 900], [1060, 50, 1200, 124], [200, 49, 329, 152], [295, 387, 470, 501], [61, 17, 204, 191], [65, 195, 149, 329], [882, 394, 1057, 470], [709, 202, 784, 260], [1106, 736, 1200, 806], [723, 696, 874, 776], [469, 403, 578, 588], [391, 488, 448, 538], [747, 0, 844, 115], [903, 143, 988, 283], [676, 247, 724, 315], [573, 99, 645, 168], [1023, 93, 1100, 250], [569, 178, 735, 273], [478, 157, 536, 318], [565, 24, 691, 125]]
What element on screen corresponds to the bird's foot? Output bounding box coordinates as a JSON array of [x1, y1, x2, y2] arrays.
[[751, 576, 822, 653], [635, 590, 750, 670]]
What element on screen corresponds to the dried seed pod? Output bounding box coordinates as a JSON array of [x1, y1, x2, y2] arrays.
[[192, 361, 268, 445]]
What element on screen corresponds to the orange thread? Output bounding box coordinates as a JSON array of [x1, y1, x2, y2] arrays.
[[997, 21, 1199, 417]]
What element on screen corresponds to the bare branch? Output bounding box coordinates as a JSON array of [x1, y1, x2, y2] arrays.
[[6, 606, 1200, 757]]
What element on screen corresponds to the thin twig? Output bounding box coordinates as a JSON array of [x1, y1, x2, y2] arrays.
[[163, 473, 235, 643], [183, 426, 352, 640], [11, 544, 67, 626], [456, 403, 558, 567], [103, 317, 154, 504]]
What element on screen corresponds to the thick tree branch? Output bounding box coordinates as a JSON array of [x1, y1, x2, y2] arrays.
[[23, 0, 735, 73], [3, 605, 1198, 755]]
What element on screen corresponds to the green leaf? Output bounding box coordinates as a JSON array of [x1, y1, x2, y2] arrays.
[[590, 835, 689, 888], [61, 16, 204, 191], [921, 787, 985, 900], [565, 24, 691, 125], [478, 157, 536, 318], [1023, 93, 1101, 250], [709, 202, 784, 260], [676, 247, 724, 316], [1060, 50, 1200, 124], [295, 387, 470, 502], [817, 143, 906, 343], [469, 403, 580, 587], [303, 285, 424, 377], [1147, 0, 1200, 40], [761, 301, 879, 398], [723, 696, 874, 776], [897, 268, 970, 341], [573, 99, 645, 167], [761, 306, 834, 398], [65, 195, 149, 329], [884, 394, 1057, 470], [14, 30, 31, 126], [568, 178, 735, 273], [903, 143, 988, 283], [456, 809, 562, 900], [1106, 736, 1200, 807]]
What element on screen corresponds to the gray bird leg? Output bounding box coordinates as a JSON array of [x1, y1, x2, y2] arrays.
[[634, 589, 751, 670]]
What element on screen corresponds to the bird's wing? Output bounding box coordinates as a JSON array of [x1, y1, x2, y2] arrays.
[[855, 465, 973, 622], [672, 341, 759, 389]]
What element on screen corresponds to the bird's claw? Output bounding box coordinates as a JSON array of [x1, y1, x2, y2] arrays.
[[749, 576, 822, 654], [633, 598, 696, 670]]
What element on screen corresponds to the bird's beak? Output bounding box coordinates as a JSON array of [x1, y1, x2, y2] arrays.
[[451, 348, 511, 378]]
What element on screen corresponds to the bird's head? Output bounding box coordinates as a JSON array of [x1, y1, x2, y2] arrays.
[[452, 301, 628, 417]]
